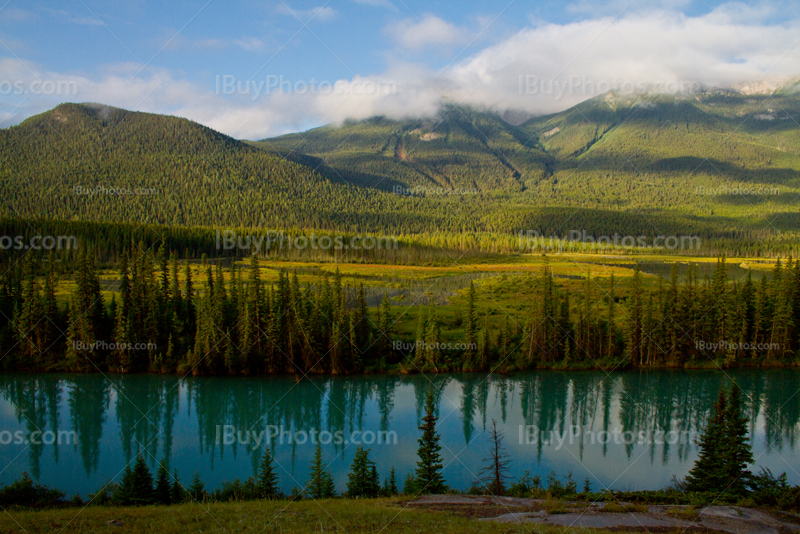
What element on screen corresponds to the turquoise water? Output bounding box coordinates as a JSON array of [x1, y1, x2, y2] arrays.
[[0, 370, 798, 497]]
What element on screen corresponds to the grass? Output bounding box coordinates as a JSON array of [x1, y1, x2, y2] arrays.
[[666, 505, 700, 520], [600, 502, 649, 513], [0, 497, 622, 534]]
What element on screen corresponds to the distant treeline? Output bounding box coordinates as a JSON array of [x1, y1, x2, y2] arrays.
[[2, 218, 800, 268], [1, 237, 799, 374]]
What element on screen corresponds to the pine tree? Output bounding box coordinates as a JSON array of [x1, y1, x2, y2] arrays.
[[378, 291, 392, 360], [383, 467, 398, 496], [463, 280, 477, 369], [130, 454, 155, 505], [306, 445, 336, 498], [413, 306, 427, 367], [256, 447, 280, 499], [685, 387, 728, 493], [346, 446, 381, 498], [414, 390, 447, 494], [402, 472, 417, 495], [423, 298, 441, 372], [155, 461, 171, 505], [114, 465, 136, 505], [722, 385, 754, 495], [187, 471, 206, 502], [170, 469, 184, 504]]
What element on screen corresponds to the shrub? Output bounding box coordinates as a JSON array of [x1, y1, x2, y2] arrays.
[[0, 473, 66, 508]]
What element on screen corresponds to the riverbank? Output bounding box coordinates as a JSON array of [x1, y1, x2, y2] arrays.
[[0, 497, 575, 534], [4, 496, 800, 534]]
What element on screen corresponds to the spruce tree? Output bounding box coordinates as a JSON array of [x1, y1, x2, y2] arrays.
[[463, 281, 477, 369], [722, 385, 754, 495], [414, 390, 448, 494], [256, 447, 280, 499], [685, 387, 729, 493], [170, 469, 184, 504], [187, 471, 206, 502], [155, 461, 171, 505], [114, 465, 136, 505], [383, 467, 398, 496], [306, 445, 336, 498], [130, 454, 155, 505], [378, 291, 392, 359], [346, 446, 381, 498]]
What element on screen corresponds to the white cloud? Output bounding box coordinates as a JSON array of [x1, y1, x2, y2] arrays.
[[4, 3, 800, 140], [232, 37, 267, 52], [275, 4, 338, 23], [386, 14, 475, 50]]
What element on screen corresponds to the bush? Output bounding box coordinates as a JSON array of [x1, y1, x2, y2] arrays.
[[751, 468, 800, 511], [0, 473, 66, 508], [507, 471, 541, 498]]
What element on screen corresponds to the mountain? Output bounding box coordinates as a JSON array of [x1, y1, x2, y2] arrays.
[[0, 103, 450, 233], [259, 106, 554, 194], [264, 89, 800, 240], [2, 89, 800, 245]]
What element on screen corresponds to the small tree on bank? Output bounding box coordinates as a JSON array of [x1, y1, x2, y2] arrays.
[[346, 446, 381, 498], [686, 384, 753, 496], [479, 419, 510, 496], [256, 447, 280, 499], [306, 445, 336, 498], [413, 390, 448, 494]]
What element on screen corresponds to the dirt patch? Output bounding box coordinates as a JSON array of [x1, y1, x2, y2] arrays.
[[406, 495, 800, 534]]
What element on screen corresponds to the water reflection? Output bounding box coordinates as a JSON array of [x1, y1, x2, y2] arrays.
[[0, 370, 797, 496]]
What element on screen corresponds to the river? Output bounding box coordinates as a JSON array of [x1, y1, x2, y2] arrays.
[[0, 369, 797, 497]]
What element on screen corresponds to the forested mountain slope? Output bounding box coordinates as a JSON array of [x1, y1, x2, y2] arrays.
[[2, 86, 800, 245], [0, 103, 445, 233], [265, 87, 800, 240]]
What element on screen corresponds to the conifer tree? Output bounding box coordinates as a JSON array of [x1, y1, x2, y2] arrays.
[[187, 471, 206, 502], [383, 467, 398, 496], [346, 446, 381, 498], [685, 387, 728, 493], [463, 280, 477, 368], [378, 291, 392, 359], [306, 445, 336, 498], [155, 461, 171, 505], [414, 390, 447, 494], [114, 465, 136, 505], [170, 469, 184, 504], [256, 447, 280, 499], [130, 454, 155, 505], [722, 385, 754, 495]]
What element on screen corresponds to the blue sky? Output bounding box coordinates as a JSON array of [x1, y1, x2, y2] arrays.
[[1, 0, 799, 138]]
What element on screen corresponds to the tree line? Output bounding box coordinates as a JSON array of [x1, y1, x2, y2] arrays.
[[2, 245, 800, 373]]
